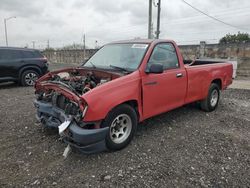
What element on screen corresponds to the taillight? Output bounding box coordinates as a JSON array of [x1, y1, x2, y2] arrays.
[[41, 57, 49, 66], [43, 57, 48, 62], [80, 100, 88, 119]]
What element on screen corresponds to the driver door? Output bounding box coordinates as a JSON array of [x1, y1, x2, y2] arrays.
[[141, 43, 187, 119]]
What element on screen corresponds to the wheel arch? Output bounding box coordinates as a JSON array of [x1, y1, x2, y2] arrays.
[[104, 99, 141, 122], [18, 66, 42, 79], [121, 100, 140, 121], [211, 78, 222, 90]]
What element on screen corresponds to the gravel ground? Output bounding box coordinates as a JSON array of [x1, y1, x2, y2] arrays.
[[0, 64, 249, 187], [0, 86, 249, 187], [230, 79, 250, 90]]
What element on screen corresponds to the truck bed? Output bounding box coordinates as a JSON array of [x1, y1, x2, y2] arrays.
[[183, 59, 227, 66], [184, 59, 237, 78], [184, 61, 233, 104]]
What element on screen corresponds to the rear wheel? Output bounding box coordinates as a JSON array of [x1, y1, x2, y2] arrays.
[[200, 83, 220, 112], [20, 70, 39, 86], [102, 104, 138, 151]]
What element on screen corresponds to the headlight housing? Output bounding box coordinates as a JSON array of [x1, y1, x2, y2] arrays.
[[82, 105, 88, 118]]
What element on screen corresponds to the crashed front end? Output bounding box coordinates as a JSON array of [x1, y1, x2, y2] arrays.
[[34, 68, 119, 154]]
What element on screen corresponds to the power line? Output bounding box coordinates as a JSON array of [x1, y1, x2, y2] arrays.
[[32, 41, 35, 49], [161, 9, 250, 25], [181, 0, 249, 32]]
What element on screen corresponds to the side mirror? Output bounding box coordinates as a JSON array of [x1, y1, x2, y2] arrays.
[[146, 63, 164, 74]]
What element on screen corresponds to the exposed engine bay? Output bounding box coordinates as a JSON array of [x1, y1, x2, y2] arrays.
[[36, 68, 122, 97], [35, 68, 122, 124], [49, 70, 111, 95]]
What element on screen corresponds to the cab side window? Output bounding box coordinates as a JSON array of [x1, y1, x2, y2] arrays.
[[148, 43, 179, 70]]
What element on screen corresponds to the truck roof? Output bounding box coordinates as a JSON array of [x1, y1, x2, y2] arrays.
[[109, 39, 175, 45]]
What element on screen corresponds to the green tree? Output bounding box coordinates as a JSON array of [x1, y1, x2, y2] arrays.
[[219, 32, 250, 44]]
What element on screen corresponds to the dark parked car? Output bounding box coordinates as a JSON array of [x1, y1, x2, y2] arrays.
[[0, 47, 48, 86]]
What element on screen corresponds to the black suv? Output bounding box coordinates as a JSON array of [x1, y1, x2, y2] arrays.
[[0, 47, 48, 86]]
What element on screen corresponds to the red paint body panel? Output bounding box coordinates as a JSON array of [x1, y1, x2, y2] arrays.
[[35, 39, 233, 124], [139, 40, 188, 119], [82, 71, 142, 122], [184, 63, 233, 104], [141, 68, 187, 119]]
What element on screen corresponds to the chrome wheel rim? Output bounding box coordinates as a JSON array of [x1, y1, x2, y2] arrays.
[[210, 89, 218, 107], [110, 114, 132, 144], [25, 72, 38, 86]]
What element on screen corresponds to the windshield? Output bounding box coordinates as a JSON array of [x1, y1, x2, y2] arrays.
[[83, 43, 148, 72]]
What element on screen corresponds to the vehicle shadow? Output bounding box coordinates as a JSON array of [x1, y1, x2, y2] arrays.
[[136, 102, 201, 136], [0, 82, 21, 89]]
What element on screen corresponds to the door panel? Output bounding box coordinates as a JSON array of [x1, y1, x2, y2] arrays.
[[142, 43, 187, 119], [142, 69, 187, 119]]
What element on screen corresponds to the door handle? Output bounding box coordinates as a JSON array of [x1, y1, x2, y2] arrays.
[[144, 81, 157, 85], [176, 73, 183, 78]]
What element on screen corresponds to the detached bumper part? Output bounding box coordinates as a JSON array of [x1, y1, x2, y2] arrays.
[[63, 124, 109, 154], [34, 100, 109, 154]]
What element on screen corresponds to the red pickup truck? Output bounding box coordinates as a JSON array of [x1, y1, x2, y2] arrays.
[[34, 39, 233, 154]]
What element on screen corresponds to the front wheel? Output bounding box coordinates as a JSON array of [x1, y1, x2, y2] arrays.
[[200, 83, 220, 112], [102, 104, 138, 151], [20, 70, 39, 86]]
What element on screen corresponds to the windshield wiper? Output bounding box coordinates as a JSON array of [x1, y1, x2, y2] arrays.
[[88, 61, 96, 68], [82, 60, 96, 68], [109, 65, 130, 72]]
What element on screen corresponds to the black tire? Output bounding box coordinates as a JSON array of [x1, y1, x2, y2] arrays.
[[20, 70, 39, 86], [102, 104, 138, 151], [200, 83, 220, 112]]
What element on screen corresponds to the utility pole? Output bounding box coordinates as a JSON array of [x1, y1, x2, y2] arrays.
[[47, 39, 50, 49], [95, 40, 98, 49], [150, 22, 154, 38], [155, 0, 161, 39], [83, 34, 86, 60], [4, 19, 8, 46], [4, 16, 16, 46], [148, 0, 153, 39], [32, 41, 35, 49]]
